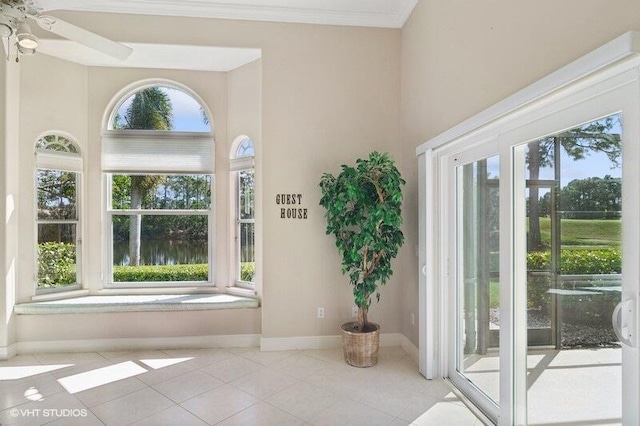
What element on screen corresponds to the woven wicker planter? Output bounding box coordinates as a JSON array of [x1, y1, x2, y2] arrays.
[[341, 322, 380, 367]]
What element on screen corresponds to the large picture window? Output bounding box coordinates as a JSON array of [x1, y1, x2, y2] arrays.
[[108, 174, 212, 284], [35, 134, 83, 292], [103, 83, 214, 287]]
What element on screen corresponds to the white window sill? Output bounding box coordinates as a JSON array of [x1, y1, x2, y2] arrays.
[[97, 287, 222, 296], [15, 293, 259, 315], [32, 289, 90, 302], [226, 286, 257, 298]]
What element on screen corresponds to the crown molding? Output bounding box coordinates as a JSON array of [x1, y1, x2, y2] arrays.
[[38, 0, 418, 29]]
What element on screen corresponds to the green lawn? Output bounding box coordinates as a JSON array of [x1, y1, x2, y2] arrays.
[[538, 217, 621, 248], [490, 281, 500, 309], [485, 218, 621, 308]]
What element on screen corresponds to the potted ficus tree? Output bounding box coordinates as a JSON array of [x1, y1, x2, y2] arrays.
[[319, 151, 405, 367]]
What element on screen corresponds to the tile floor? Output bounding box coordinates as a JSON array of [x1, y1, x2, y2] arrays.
[[0, 346, 483, 425]]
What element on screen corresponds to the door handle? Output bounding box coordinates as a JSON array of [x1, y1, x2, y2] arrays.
[[612, 298, 635, 348]]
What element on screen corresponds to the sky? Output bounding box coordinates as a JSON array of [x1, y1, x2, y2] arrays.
[[484, 114, 622, 188], [114, 87, 211, 132]]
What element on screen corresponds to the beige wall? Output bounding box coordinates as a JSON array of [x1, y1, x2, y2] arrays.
[[0, 44, 6, 350], [228, 59, 261, 155], [0, 47, 8, 351], [254, 22, 402, 338], [9, 11, 402, 348], [1, 49, 20, 354], [16, 309, 261, 343], [400, 0, 640, 345], [402, 1, 640, 144]]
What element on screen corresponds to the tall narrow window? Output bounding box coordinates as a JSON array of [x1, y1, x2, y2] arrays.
[[103, 83, 214, 287], [35, 134, 83, 292], [231, 137, 255, 286]]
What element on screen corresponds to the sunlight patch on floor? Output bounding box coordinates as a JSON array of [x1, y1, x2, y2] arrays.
[[139, 357, 193, 369], [412, 399, 480, 425], [57, 361, 147, 394], [0, 364, 74, 380]]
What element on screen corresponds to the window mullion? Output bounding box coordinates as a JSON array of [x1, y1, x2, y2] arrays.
[[110, 209, 209, 216]]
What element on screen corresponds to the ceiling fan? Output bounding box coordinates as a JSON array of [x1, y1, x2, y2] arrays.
[[0, 0, 132, 60]]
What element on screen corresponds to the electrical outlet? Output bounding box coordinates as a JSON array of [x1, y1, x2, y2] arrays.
[[411, 312, 416, 325], [317, 307, 325, 319], [351, 306, 358, 318]]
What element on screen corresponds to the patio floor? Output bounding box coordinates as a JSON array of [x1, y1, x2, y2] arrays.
[[465, 347, 621, 425]]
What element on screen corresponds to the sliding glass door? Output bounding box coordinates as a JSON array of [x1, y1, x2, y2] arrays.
[[442, 78, 640, 425], [518, 115, 623, 425], [448, 148, 502, 421]]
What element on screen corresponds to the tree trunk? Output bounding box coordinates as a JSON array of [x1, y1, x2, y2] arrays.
[[357, 307, 368, 331], [528, 141, 543, 250], [129, 184, 142, 266]]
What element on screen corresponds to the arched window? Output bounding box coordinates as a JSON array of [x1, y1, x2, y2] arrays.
[[236, 138, 255, 157], [36, 134, 80, 153], [110, 85, 211, 132], [230, 136, 255, 286], [103, 82, 214, 287], [35, 133, 83, 292]]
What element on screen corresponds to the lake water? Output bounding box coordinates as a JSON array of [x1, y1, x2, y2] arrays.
[[113, 240, 208, 266]]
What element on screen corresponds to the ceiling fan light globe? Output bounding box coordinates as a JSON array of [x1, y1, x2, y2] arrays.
[[17, 33, 37, 49]]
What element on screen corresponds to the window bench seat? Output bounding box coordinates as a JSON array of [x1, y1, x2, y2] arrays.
[[15, 294, 259, 315]]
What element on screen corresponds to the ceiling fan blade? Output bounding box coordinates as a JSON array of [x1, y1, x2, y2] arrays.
[[35, 16, 132, 60]]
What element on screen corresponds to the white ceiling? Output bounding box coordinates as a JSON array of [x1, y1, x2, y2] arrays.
[[37, 0, 419, 29], [31, 0, 417, 72]]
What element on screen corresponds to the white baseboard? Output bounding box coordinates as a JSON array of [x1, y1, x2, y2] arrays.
[[14, 334, 261, 356], [5, 332, 419, 362], [261, 332, 414, 353], [399, 334, 419, 365], [260, 335, 342, 351]]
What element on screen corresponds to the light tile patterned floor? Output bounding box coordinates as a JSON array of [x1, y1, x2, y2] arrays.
[[0, 346, 482, 425]]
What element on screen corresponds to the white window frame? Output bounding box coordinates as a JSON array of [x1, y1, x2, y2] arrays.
[[102, 81, 216, 289], [35, 133, 83, 295], [230, 136, 256, 289]]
